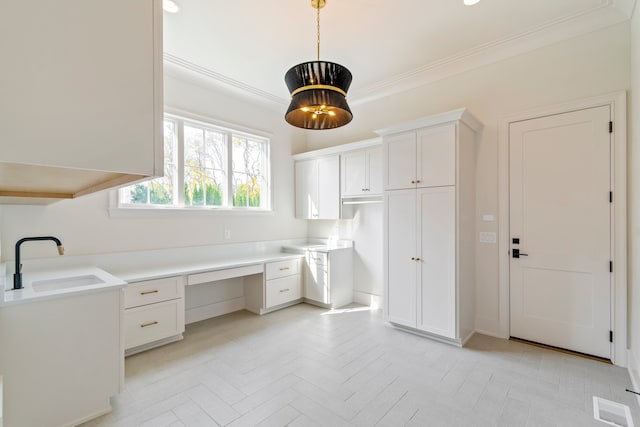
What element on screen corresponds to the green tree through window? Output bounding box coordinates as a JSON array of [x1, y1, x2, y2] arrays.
[[120, 115, 270, 210]]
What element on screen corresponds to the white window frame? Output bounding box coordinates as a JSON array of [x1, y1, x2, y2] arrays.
[[113, 109, 272, 214]]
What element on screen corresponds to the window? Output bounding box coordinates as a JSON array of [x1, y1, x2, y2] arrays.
[[119, 114, 270, 210]]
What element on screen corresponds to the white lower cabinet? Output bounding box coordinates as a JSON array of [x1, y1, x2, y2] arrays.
[[124, 276, 185, 354], [245, 258, 303, 314], [266, 275, 301, 307], [386, 187, 456, 338], [303, 249, 353, 308], [265, 258, 302, 308], [124, 300, 182, 349]]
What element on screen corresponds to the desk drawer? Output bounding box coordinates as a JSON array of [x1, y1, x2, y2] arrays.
[[188, 264, 263, 285], [124, 299, 184, 349], [125, 276, 183, 308], [265, 259, 300, 280], [265, 275, 301, 308]]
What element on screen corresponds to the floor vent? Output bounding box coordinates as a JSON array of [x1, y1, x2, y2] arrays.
[[593, 396, 634, 427]]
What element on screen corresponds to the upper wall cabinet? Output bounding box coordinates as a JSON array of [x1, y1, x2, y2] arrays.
[[341, 146, 382, 197], [0, 0, 163, 204], [383, 124, 456, 191], [295, 156, 340, 220]]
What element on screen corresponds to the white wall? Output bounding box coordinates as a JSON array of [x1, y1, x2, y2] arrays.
[[628, 6, 640, 382], [304, 23, 631, 335], [0, 73, 308, 261]]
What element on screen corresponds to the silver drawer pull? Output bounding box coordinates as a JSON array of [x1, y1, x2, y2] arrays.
[[279, 267, 290, 271], [140, 289, 159, 296], [140, 321, 158, 328], [279, 288, 290, 293]]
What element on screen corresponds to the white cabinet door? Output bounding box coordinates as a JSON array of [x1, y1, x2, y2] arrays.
[[341, 151, 367, 196], [342, 147, 383, 196], [0, 0, 160, 176], [295, 156, 339, 219], [304, 259, 329, 304], [317, 156, 340, 219], [386, 189, 417, 327], [384, 132, 416, 190], [417, 124, 456, 187], [417, 186, 456, 338], [368, 146, 383, 195], [295, 160, 318, 219]]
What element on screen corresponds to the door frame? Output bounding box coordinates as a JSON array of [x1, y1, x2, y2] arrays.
[[497, 91, 627, 366]]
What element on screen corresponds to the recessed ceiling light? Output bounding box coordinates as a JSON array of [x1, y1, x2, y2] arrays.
[[163, 0, 180, 13], [464, 0, 481, 5]]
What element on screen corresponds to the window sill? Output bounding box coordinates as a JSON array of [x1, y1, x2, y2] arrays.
[[108, 206, 276, 218]]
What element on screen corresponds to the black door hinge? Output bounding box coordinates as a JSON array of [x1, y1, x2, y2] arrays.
[[610, 261, 613, 273], [610, 191, 613, 203], [609, 121, 613, 133], [610, 330, 613, 343]]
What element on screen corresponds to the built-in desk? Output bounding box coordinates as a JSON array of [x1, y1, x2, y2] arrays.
[[118, 252, 304, 355]]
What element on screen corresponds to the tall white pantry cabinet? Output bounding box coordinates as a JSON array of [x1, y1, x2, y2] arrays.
[[377, 108, 482, 346]]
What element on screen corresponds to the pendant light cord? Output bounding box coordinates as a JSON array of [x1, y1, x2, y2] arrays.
[[316, 2, 321, 61]]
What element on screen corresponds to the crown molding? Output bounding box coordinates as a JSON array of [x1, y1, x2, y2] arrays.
[[163, 53, 288, 107], [374, 108, 482, 136], [349, 0, 629, 105]]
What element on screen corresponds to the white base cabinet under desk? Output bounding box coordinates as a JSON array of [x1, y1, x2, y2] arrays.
[[303, 248, 353, 309], [124, 276, 185, 356], [245, 258, 303, 315]]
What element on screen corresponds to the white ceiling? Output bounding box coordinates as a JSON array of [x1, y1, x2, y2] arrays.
[[163, 0, 636, 107]]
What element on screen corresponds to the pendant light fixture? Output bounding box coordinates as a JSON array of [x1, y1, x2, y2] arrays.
[[284, 0, 353, 130]]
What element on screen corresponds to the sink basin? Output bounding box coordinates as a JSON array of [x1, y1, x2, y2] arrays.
[[31, 274, 105, 292]]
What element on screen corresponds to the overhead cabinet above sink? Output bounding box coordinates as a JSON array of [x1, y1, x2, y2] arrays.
[[0, 0, 163, 205]]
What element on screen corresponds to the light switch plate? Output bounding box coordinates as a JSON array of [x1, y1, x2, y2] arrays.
[[479, 232, 497, 244], [482, 214, 495, 222]]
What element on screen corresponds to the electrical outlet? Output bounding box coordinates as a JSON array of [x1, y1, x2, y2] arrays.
[[224, 229, 231, 240], [479, 232, 496, 244]]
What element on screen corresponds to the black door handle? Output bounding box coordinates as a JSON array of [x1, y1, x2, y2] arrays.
[[512, 249, 529, 258]]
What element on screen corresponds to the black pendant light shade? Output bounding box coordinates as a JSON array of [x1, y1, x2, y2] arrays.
[[285, 61, 353, 130]]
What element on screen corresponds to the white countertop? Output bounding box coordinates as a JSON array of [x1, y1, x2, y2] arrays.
[[0, 252, 305, 306], [0, 239, 351, 307], [108, 252, 304, 283], [0, 265, 126, 307], [282, 240, 353, 253]]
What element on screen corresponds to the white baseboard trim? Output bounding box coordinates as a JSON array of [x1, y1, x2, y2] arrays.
[[63, 398, 112, 427], [474, 328, 509, 340], [125, 334, 184, 356], [353, 291, 382, 308], [186, 297, 245, 324], [390, 322, 463, 347], [461, 330, 476, 347], [627, 349, 640, 407]]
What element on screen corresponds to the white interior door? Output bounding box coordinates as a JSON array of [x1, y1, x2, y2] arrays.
[[509, 105, 611, 359]]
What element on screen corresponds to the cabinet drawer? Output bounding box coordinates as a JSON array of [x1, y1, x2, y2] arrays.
[[124, 299, 184, 350], [265, 275, 301, 308], [125, 276, 183, 308], [265, 259, 300, 280]]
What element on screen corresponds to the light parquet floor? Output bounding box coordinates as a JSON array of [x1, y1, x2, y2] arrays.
[[83, 304, 640, 427]]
